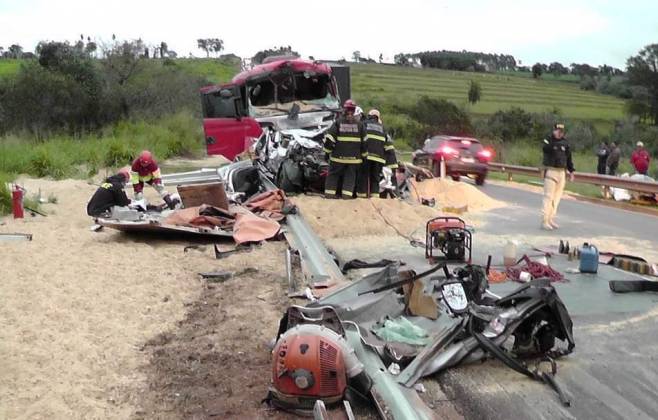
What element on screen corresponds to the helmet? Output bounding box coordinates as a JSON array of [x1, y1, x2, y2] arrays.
[[342, 99, 357, 111], [354, 106, 363, 117], [118, 166, 131, 183], [636, 141, 644, 148], [368, 109, 381, 122], [138, 150, 154, 166]]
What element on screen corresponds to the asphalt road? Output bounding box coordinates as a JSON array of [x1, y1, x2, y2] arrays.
[[479, 182, 658, 245], [438, 181, 658, 420], [327, 180, 658, 420]]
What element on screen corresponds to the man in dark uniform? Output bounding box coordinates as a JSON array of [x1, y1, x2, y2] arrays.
[[323, 99, 365, 199], [357, 109, 388, 198], [541, 123, 575, 230], [596, 142, 609, 175], [86, 167, 132, 217]]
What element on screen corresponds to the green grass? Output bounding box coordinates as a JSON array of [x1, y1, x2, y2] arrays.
[[351, 64, 624, 125], [0, 111, 204, 181], [0, 59, 22, 79], [174, 58, 240, 84]]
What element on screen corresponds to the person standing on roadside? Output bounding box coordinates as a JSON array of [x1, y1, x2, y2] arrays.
[[596, 142, 609, 175], [630, 141, 651, 175], [606, 142, 621, 176], [541, 123, 575, 231]]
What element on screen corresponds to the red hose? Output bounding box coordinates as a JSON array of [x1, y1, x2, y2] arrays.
[[506, 255, 565, 283]]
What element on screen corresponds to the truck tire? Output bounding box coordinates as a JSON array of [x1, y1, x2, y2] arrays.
[[475, 174, 486, 186]]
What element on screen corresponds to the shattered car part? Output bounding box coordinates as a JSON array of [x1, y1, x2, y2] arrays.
[[0, 232, 33, 241]]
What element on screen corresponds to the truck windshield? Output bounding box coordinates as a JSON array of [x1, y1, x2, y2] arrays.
[[247, 72, 339, 117]]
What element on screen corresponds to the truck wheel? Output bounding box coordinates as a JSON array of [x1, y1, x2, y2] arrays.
[[451, 175, 460, 182], [475, 174, 486, 186]]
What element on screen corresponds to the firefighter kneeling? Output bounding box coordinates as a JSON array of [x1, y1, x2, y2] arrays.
[[323, 100, 365, 199]]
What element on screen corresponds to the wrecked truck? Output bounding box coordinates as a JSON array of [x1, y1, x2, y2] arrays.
[[200, 58, 347, 193]]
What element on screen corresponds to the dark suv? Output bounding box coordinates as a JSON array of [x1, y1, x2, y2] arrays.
[[412, 136, 492, 185]]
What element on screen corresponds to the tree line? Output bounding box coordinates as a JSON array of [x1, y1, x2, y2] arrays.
[[0, 38, 209, 137]]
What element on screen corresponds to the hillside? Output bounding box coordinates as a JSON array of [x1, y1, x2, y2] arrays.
[[0, 58, 625, 132], [350, 63, 624, 132]]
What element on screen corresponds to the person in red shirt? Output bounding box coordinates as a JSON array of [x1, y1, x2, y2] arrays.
[[630, 141, 651, 175], [130, 150, 179, 209]]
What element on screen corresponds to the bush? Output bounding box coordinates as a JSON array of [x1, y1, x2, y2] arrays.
[[28, 145, 69, 178], [579, 76, 597, 91], [407, 96, 472, 140], [484, 107, 532, 142], [0, 172, 11, 214], [104, 138, 135, 167]]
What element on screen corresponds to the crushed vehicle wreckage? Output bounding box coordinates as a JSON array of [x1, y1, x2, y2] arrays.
[[200, 58, 346, 194], [268, 262, 576, 418]]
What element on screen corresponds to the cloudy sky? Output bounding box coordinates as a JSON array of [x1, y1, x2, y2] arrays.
[[0, 0, 656, 68]]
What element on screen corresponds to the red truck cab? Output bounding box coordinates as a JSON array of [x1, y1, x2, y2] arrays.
[[200, 58, 341, 160]]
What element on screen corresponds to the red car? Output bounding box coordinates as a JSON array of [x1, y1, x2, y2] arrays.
[[412, 136, 493, 185]]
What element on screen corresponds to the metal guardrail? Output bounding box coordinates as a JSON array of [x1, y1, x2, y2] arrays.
[[488, 163, 658, 195]]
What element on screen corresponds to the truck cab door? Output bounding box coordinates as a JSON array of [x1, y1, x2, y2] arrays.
[[201, 85, 262, 161]]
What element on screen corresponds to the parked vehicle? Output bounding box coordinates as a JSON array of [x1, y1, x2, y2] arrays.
[[412, 136, 493, 185]]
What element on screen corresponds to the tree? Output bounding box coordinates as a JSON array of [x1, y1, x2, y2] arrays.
[[197, 39, 210, 57], [548, 62, 567, 77], [468, 80, 481, 105], [252, 46, 299, 64], [626, 44, 658, 125], [85, 41, 97, 56], [8, 44, 23, 59], [197, 38, 223, 57], [532, 63, 543, 79], [379, 53, 383, 63], [209, 39, 224, 56], [352, 50, 361, 62], [160, 42, 168, 59]]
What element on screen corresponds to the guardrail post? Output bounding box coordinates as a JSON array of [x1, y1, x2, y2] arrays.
[[507, 172, 513, 182], [440, 157, 446, 178], [603, 185, 611, 199]]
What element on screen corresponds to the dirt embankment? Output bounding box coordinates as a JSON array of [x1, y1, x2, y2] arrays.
[[0, 177, 290, 419]]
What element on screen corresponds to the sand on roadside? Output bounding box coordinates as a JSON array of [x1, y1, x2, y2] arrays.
[[0, 176, 287, 419]]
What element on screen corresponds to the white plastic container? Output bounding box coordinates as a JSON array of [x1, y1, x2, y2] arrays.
[[504, 240, 517, 267]]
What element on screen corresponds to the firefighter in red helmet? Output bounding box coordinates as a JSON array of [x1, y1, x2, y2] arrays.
[[130, 150, 177, 209], [322, 100, 366, 198]]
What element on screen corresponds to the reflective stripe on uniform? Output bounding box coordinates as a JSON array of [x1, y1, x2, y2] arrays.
[[387, 163, 399, 169], [367, 155, 386, 164], [101, 182, 112, 189], [342, 190, 354, 197], [336, 136, 362, 143], [384, 145, 395, 151], [366, 134, 386, 142], [330, 156, 362, 164], [325, 133, 336, 143], [324, 189, 337, 195], [356, 193, 368, 198], [323, 147, 332, 153]]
